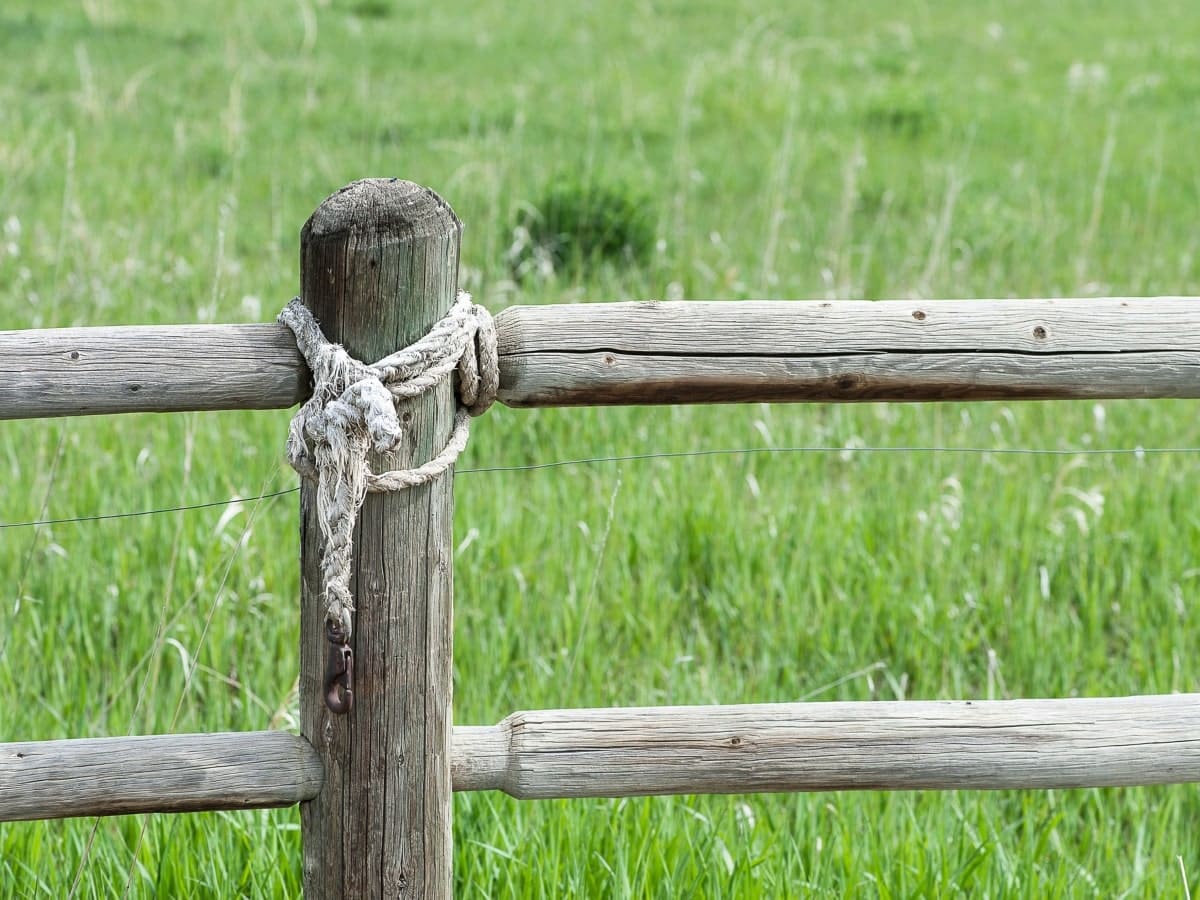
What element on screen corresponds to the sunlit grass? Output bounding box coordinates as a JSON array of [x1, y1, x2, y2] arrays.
[[2, 0, 1199, 895]]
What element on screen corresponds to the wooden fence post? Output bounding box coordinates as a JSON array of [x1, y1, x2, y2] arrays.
[[298, 179, 460, 898]]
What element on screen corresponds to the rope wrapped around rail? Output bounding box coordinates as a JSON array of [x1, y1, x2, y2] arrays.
[[279, 292, 497, 712]]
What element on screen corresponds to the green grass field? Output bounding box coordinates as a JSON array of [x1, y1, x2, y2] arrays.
[[2, 0, 1199, 895]]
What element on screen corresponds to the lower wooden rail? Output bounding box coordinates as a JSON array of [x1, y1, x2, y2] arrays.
[[6, 694, 1198, 823], [451, 694, 1200, 798], [0, 731, 323, 822]]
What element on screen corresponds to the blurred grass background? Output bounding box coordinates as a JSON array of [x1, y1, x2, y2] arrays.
[[1, 0, 1198, 895]]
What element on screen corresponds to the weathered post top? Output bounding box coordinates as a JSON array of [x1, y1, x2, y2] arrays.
[[299, 178, 460, 898], [301, 178, 463, 355]]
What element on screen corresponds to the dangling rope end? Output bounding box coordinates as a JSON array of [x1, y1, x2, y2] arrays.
[[281, 292, 498, 715]]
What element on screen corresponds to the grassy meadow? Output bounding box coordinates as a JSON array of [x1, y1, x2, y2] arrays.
[[2, 0, 1200, 895]]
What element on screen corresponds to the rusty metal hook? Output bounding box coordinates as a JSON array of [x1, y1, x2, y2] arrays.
[[324, 622, 354, 715]]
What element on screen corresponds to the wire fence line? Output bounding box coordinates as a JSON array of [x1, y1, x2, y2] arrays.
[[0, 488, 302, 530], [1, 443, 1197, 531]]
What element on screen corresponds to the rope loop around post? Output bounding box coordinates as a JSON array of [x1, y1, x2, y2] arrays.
[[278, 292, 496, 657]]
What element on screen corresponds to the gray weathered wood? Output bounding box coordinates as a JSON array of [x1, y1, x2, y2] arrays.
[[3, 298, 1198, 420], [0, 323, 306, 420], [0, 731, 322, 822], [450, 694, 1200, 797], [499, 349, 1200, 405], [299, 179, 458, 899], [496, 297, 1200, 406]]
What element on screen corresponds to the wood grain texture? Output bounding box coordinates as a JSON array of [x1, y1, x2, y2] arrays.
[[3, 298, 1197, 420], [450, 695, 1200, 797], [0, 323, 306, 420], [0, 732, 322, 822], [500, 350, 1200, 405], [496, 297, 1200, 406], [299, 179, 459, 899]]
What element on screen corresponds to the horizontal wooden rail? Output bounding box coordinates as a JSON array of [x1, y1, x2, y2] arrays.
[[0, 731, 322, 822], [2, 298, 1199, 419], [496, 298, 1200, 406], [450, 694, 1200, 798], [7, 694, 1198, 821], [0, 324, 307, 419], [494, 297, 1200, 408]]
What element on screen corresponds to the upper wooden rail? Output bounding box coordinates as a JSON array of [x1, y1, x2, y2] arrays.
[[2, 298, 1198, 420], [496, 297, 1200, 406], [0, 323, 306, 419]]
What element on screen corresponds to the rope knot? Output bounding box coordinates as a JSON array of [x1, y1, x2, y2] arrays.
[[279, 292, 497, 643]]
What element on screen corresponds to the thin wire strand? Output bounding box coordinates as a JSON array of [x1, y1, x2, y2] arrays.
[[0, 429, 66, 667], [2, 444, 1198, 530], [457, 443, 1200, 474], [0, 487, 299, 529], [119, 474, 278, 900]]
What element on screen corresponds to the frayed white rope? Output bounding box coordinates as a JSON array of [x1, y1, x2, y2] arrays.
[[279, 292, 497, 637]]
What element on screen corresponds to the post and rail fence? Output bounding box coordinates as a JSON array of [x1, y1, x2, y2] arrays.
[[2, 178, 1198, 897]]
